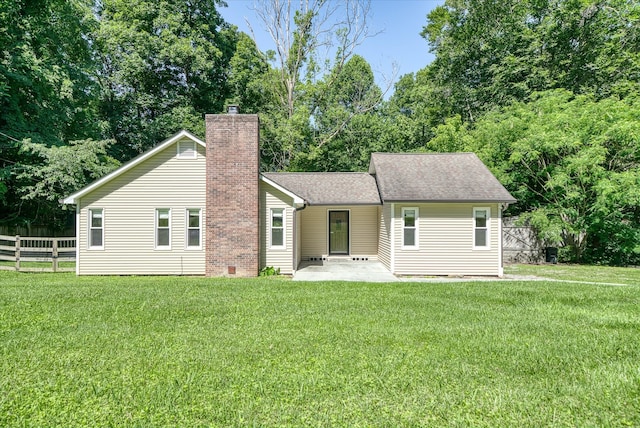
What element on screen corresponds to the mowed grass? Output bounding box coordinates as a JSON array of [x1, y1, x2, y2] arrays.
[[507, 263, 640, 285], [0, 261, 75, 271], [1, 271, 639, 427]]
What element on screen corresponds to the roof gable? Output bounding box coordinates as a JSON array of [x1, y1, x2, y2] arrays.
[[260, 175, 305, 207], [369, 152, 516, 203], [63, 130, 204, 204]]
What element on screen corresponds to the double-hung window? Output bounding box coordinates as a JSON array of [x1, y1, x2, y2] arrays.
[[156, 208, 171, 249], [270, 208, 285, 249], [473, 207, 490, 249], [186, 209, 201, 249], [402, 207, 418, 249], [89, 208, 103, 249]]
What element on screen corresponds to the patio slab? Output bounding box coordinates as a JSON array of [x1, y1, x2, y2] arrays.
[[293, 261, 564, 283], [293, 260, 399, 282]]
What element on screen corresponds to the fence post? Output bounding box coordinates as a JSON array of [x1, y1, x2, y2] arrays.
[[52, 238, 58, 273], [15, 235, 20, 271]]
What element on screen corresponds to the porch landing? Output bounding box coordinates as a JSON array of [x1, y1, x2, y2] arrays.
[[293, 260, 399, 282]]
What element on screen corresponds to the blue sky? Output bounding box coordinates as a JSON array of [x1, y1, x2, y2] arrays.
[[219, 0, 444, 92]]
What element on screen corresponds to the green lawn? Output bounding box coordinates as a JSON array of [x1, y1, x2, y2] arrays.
[[506, 263, 640, 285], [1, 270, 639, 427], [0, 261, 75, 272]]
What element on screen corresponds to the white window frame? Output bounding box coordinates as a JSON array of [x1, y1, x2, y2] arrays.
[[177, 140, 197, 159], [473, 207, 491, 250], [401, 207, 419, 250], [88, 208, 104, 250], [155, 208, 171, 250], [186, 208, 202, 250], [270, 208, 286, 250]]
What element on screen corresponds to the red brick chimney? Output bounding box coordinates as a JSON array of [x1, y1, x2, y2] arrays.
[[205, 111, 260, 277]]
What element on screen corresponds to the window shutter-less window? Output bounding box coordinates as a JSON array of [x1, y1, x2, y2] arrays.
[[271, 208, 284, 248], [156, 209, 171, 248], [474, 208, 490, 249], [89, 209, 103, 248], [187, 209, 201, 248], [402, 208, 418, 249]]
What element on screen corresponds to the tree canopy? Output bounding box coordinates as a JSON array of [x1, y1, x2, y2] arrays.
[[0, 0, 101, 229], [428, 90, 640, 265], [419, 0, 640, 125], [95, 0, 237, 160], [244, 0, 389, 171]]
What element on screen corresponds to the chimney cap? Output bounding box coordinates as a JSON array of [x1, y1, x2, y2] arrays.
[[227, 105, 240, 114]]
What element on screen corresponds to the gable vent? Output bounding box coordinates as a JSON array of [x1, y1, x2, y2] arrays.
[[177, 140, 196, 158]]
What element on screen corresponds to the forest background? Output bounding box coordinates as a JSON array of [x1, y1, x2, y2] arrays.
[[1, 0, 639, 265]]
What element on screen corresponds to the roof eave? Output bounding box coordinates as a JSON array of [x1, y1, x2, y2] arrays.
[[306, 201, 382, 206], [260, 175, 305, 207], [381, 198, 517, 204]]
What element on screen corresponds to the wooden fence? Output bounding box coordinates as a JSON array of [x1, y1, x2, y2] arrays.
[[0, 235, 76, 272]]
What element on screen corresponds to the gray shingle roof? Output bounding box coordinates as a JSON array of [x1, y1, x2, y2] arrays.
[[369, 152, 516, 203], [262, 172, 381, 205]]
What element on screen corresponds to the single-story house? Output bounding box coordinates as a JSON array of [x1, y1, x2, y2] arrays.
[[63, 112, 516, 277]]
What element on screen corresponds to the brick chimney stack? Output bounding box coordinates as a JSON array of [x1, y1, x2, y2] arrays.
[[205, 111, 260, 277]]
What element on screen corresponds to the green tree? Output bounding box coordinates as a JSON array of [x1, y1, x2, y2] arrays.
[[419, 0, 640, 125], [429, 90, 640, 265], [292, 54, 382, 171], [17, 139, 120, 229], [95, 0, 237, 160], [227, 33, 274, 114], [384, 69, 445, 150], [0, 0, 100, 229], [224, 32, 295, 171], [249, 0, 387, 171], [0, 0, 99, 146]]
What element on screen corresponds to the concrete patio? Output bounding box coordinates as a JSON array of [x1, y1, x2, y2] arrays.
[[292, 259, 547, 283], [293, 259, 399, 282]]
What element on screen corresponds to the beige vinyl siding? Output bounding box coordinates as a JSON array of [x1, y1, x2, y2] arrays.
[[259, 182, 294, 274], [392, 203, 501, 276], [294, 210, 301, 270], [299, 205, 379, 259], [377, 204, 392, 269], [77, 141, 206, 275]]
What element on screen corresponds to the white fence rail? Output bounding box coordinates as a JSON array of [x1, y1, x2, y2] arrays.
[[0, 235, 76, 272]]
